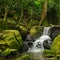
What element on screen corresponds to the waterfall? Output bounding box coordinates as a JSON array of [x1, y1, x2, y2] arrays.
[[28, 27, 51, 52], [43, 27, 50, 35]]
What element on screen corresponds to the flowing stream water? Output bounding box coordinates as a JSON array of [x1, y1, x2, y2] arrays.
[[28, 27, 51, 60]]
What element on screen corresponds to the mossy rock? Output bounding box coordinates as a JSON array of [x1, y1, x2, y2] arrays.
[[30, 26, 37, 36], [1, 48, 17, 57], [19, 26, 28, 40], [0, 30, 23, 56], [3, 30, 23, 49], [7, 18, 16, 25], [42, 19, 49, 26], [43, 50, 56, 58], [51, 35, 60, 52], [1, 48, 11, 57], [16, 54, 32, 60]]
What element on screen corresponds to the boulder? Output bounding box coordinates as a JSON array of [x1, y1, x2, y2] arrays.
[[0, 30, 23, 56], [49, 26, 60, 41], [3, 30, 23, 51], [43, 40, 50, 49], [51, 35, 60, 52], [22, 42, 29, 52]]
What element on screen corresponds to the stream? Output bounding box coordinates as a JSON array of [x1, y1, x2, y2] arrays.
[[28, 27, 51, 60], [0, 27, 55, 60]]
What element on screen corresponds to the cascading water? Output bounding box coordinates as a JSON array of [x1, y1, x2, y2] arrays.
[[28, 27, 51, 52], [43, 27, 50, 35], [28, 27, 51, 60]]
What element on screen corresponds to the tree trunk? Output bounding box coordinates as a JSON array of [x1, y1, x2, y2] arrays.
[[4, 6, 8, 22], [39, 0, 48, 26]]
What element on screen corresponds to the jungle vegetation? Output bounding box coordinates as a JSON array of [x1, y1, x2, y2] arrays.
[[0, 0, 60, 59]]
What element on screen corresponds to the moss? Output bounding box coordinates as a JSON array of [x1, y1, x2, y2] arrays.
[[7, 18, 17, 26], [1, 48, 11, 57], [3, 30, 23, 50], [16, 54, 32, 60], [43, 50, 56, 58], [30, 26, 37, 36], [0, 30, 23, 56], [42, 19, 49, 26], [20, 26, 28, 40], [51, 35, 60, 52]]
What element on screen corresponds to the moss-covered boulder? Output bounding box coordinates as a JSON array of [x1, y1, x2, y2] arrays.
[[30, 26, 37, 36], [3, 30, 23, 51], [19, 26, 28, 40], [43, 50, 56, 58], [51, 35, 60, 52], [0, 30, 23, 56], [16, 54, 32, 60]]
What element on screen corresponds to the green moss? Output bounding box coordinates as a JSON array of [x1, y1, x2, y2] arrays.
[[51, 35, 60, 52], [43, 50, 56, 57], [30, 26, 37, 36], [1, 48, 17, 57], [0, 30, 23, 56], [4, 30, 23, 50], [16, 54, 32, 60], [42, 19, 49, 26], [1, 48, 11, 57]]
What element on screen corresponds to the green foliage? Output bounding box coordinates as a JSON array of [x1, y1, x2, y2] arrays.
[[1, 48, 17, 57], [47, 0, 60, 25], [34, 0, 44, 9], [0, 0, 60, 29], [42, 19, 49, 26]]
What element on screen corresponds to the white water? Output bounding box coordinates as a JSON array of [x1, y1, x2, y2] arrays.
[[28, 27, 51, 60], [28, 27, 51, 52]]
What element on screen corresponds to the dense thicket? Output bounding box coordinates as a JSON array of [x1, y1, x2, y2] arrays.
[[0, 0, 60, 28], [0, 0, 60, 57]]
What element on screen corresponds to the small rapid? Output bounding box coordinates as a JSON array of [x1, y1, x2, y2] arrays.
[[28, 27, 51, 52], [28, 27, 51, 60]]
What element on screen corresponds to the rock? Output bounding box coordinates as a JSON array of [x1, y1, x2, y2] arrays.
[[3, 30, 23, 51], [0, 30, 23, 56], [49, 27, 60, 41], [1, 48, 11, 57], [43, 40, 50, 49], [51, 35, 60, 52], [20, 26, 28, 41], [22, 42, 29, 52], [16, 54, 32, 60], [25, 34, 34, 42], [30, 26, 37, 36]]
